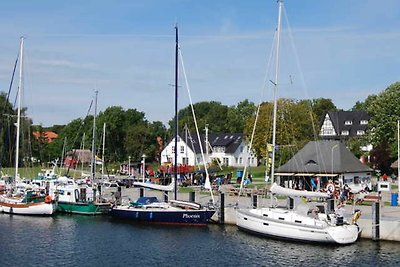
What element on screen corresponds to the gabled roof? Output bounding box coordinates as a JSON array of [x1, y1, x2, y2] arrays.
[[176, 132, 244, 154], [325, 110, 369, 137], [275, 140, 372, 174]]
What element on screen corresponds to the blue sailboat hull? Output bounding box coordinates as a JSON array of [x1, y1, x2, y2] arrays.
[[110, 207, 216, 226]]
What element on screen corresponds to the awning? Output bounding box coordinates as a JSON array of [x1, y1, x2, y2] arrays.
[[274, 173, 295, 176], [294, 173, 314, 176], [315, 173, 338, 177]]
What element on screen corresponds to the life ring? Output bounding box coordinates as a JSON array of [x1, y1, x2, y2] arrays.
[[326, 183, 335, 193], [45, 195, 52, 203]]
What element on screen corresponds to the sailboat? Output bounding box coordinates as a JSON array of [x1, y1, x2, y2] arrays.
[[49, 91, 111, 215], [0, 37, 56, 215], [110, 26, 216, 225], [235, 0, 360, 244]]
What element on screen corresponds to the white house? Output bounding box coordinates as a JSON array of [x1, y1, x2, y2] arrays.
[[160, 133, 257, 168]]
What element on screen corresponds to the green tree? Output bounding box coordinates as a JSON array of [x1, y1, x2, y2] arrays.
[[359, 82, 400, 173], [245, 98, 316, 166], [226, 99, 257, 133]]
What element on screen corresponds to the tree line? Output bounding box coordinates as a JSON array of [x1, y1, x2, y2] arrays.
[[1, 82, 400, 175]]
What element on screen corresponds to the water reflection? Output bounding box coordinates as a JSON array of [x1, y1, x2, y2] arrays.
[[0, 214, 399, 267]]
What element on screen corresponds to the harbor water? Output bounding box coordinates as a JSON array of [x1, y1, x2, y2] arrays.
[[0, 213, 399, 267]]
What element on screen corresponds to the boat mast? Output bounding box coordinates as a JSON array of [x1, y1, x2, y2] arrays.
[[397, 120, 400, 206], [91, 90, 98, 181], [102, 122, 106, 179], [15, 36, 24, 182], [271, 0, 283, 186], [174, 25, 179, 200]]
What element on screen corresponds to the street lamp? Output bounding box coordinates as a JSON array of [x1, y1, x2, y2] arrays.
[[331, 143, 339, 174], [142, 154, 146, 182], [128, 156, 131, 177]]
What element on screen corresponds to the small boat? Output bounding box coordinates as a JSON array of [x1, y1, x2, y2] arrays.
[[110, 26, 216, 225], [0, 37, 56, 216], [0, 190, 56, 215]]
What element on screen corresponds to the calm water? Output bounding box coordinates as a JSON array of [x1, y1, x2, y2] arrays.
[[0, 214, 399, 267]]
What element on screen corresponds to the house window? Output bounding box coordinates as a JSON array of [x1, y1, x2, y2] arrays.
[[172, 146, 175, 153], [240, 146, 244, 153], [341, 130, 349, 136], [357, 130, 365, 135], [223, 158, 229, 166], [360, 120, 368, 125], [180, 146, 185, 153], [345, 120, 352, 125], [239, 157, 243, 164], [182, 157, 189, 165]]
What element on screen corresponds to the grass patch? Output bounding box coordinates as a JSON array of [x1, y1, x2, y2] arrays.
[[178, 187, 194, 193]]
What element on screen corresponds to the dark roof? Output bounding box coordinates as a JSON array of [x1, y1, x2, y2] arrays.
[[275, 140, 372, 174], [177, 132, 243, 154], [325, 110, 370, 138]]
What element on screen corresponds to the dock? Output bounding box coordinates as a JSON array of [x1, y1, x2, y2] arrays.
[[103, 186, 400, 242]]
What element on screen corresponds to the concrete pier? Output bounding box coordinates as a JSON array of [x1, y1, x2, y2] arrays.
[[103, 186, 400, 242]]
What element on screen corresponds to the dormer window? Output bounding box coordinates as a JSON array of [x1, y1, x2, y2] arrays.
[[341, 130, 349, 136], [306, 160, 317, 165], [357, 130, 365, 135], [345, 120, 352, 125], [360, 120, 368, 125]]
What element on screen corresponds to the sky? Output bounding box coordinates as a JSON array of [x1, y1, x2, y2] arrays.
[[0, 0, 399, 127]]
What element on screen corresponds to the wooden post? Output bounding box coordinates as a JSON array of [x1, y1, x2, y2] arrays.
[[189, 191, 195, 202], [218, 192, 225, 224], [139, 188, 144, 198], [252, 194, 258, 209], [372, 201, 380, 241]]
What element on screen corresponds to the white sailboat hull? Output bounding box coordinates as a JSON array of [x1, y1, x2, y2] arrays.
[[0, 196, 56, 215], [236, 208, 359, 244]]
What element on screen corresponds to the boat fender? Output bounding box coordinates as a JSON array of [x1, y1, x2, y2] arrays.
[[74, 189, 80, 202], [326, 183, 335, 193], [352, 209, 361, 224], [45, 195, 52, 203]]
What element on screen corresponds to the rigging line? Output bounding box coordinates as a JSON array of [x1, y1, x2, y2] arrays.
[[65, 99, 94, 176], [283, 6, 327, 172], [178, 45, 215, 205], [237, 26, 278, 201]]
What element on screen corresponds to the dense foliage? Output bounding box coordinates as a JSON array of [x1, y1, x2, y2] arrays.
[[2, 81, 400, 176]]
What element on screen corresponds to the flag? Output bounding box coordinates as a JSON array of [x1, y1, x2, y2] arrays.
[[95, 155, 103, 165]]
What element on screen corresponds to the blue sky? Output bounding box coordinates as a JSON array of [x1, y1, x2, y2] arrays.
[[0, 0, 399, 127]]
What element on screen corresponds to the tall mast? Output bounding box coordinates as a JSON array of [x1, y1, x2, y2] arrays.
[[15, 36, 24, 182], [397, 120, 400, 206], [102, 122, 106, 179], [91, 90, 98, 181], [271, 0, 283, 186], [174, 25, 179, 200]]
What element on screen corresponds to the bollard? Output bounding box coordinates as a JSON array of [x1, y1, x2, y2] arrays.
[[189, 191, 195, 202], [288, 197, 294, 210], [252, 194, 258, 209], [372, 201, 380, 241], [218, 192, 225, 224], [140, 188, 144, 198]]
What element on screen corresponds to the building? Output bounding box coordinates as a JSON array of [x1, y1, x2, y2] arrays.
[[275, 140, 372, 192], [319, 110, 370, 140], [32, 131, 59, 143], [160, 132, 257, 168]]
